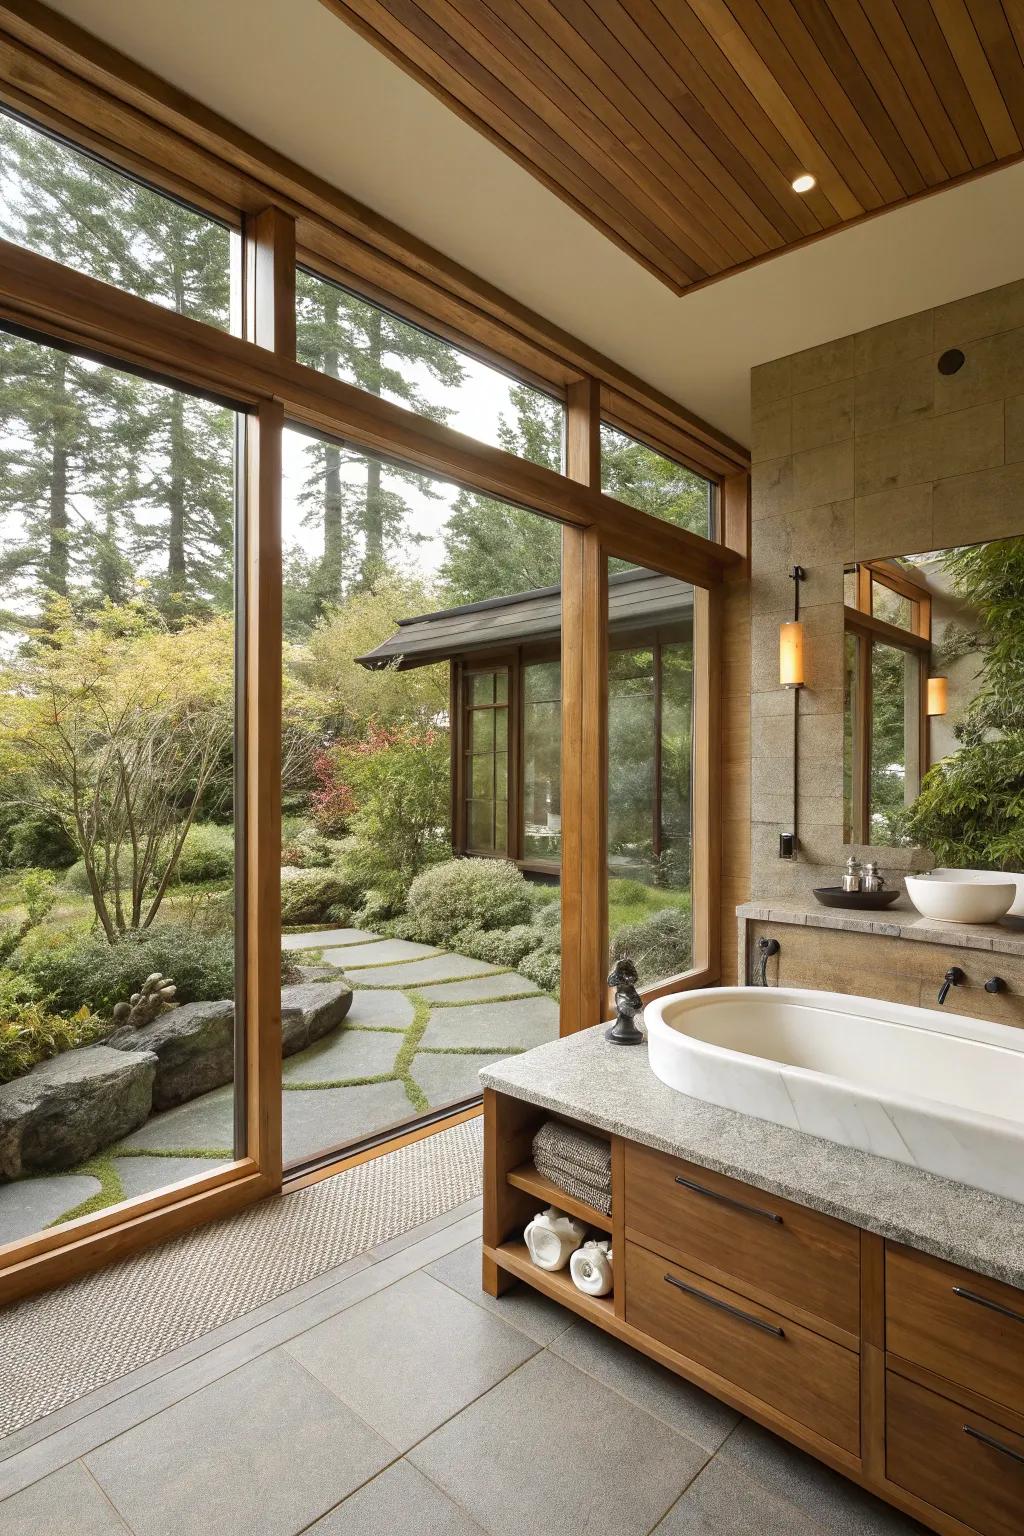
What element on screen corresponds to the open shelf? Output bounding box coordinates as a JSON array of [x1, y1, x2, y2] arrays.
[[506, 1160, 612, 1232], [488, 1240, 615, 1324]]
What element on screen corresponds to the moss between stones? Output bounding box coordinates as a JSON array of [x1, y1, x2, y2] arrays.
[[50, 1154, 124, 1226]]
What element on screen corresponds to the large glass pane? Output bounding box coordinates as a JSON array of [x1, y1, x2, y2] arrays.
[[280, 421, 561, 1164], [296, 269, 564, 469], [870, 642, 922, 840], [871, 578, 916, 632], [0, 109, 240, 332], [606, 565, 695, 991], [522, 661, 561, 864], [600, 424, 714, 537], [0, 327, 239, 1246]]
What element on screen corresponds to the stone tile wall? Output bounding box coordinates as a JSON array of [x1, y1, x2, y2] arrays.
[[749, 279, 1024, 899]]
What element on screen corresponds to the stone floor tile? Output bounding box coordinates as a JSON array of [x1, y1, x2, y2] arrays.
[[114, 1156, 224, 1201], [324, 938, 439, 967], [116, 1086, 235, 1153], [0, 1175, 101, 1245], [84, 1351, 394, 1536], [409, 1351, 707, 1536], [550, 1320, 740, 1453], [350, 955, 501, 986], [306, 1460, 486, 1535], [721, 1421, 930, 1534], [417, 974, 539, 1003], [286, 1269, 537, 1450], [652, 1454, 822, 1535], [419, 997, 558, 1052], [0, 1461, 130, 1535], [345, 988, 415, 1029], [425, 1241, 573, 1346], [411, 1051, 500, 1108], [281, 928, 378, 951], [283, 1026, 399, 1084], [282, 1081, 413, 1164]]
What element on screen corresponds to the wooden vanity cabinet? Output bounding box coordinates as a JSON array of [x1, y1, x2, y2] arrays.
[[483, 1087, 1024, 1536]]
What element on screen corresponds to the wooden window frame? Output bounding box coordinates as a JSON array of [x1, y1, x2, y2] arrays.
[[844, 561, 932, 846], [0, 26, 747, 1303]]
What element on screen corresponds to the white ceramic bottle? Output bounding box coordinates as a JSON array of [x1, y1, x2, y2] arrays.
[[523, 1207, 586, 1271], [569, 1239, 613, 1296]]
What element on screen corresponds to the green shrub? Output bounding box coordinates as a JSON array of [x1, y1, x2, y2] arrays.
[[279, 826, 335, 869], [407, 859, 533, 945], [339, 726, 451, 909], [173, 823, 235, 885], [0, 871, 58, 964], [610, 906, 691, 987], [518, 939, 561, 993], [606, 878, 650, 907], [353, 889, 399, 929], [0, 999, 106, 1084], [447, 924, 537, 968], [280, 868, 348, 926], [2, 812, 76, 871], [15, 924, 238, 1016]]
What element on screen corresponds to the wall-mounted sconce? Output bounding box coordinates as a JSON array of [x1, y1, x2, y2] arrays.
[[927, 675, 948, 716], [779, 566, 805, 859], [779, 620, 804, 688]]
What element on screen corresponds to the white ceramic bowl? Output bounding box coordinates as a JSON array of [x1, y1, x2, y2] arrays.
[[905, 873, 1015, 925], [931, 867, 1024, 919]]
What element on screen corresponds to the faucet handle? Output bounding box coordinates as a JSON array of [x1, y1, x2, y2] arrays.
[[985, 976, 1006, 994], [937, 966, 965, 1005]]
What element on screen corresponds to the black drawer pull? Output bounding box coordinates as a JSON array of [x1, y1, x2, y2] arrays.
[[953, 1286, 1024, 1326], [674, 1173, 783, 1224], [963, 1425, 1024, 1467], [664, 1272, 785, 1338]]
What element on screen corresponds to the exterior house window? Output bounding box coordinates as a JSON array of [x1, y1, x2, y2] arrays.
[[464, 668, 510, 855]]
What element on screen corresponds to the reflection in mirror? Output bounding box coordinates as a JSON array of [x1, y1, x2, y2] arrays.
[[843, 540, 1024, 871]]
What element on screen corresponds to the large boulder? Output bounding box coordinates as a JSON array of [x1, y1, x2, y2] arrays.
[[281, 978, 353, 1054], [0, 1046, 156, 1179], [108, 1000, 234, 1111]]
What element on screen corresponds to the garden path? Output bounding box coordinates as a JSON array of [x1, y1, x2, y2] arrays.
[[0, 929, 557, 1242]]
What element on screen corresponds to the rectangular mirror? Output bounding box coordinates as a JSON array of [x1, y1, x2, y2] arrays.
[[843, 539, 1024, 869]]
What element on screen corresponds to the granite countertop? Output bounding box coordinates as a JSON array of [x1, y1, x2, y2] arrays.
[[738, 898, 1024, 958], [480, 1025, 1024, 1290]]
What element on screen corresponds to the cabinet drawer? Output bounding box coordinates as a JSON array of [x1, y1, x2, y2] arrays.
[[887, 1246, 1024, 1417], [625, 1241, 860, 1454], [887, 1372, 1024, 1536], [624, 1142, 860, 1334]]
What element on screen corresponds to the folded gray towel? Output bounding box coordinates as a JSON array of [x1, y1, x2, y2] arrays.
[[533, 1120, 613, 1215], [533, 1120, 611, 1180]]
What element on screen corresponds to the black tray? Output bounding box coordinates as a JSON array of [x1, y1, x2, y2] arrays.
[[813, 886, 901, 910]]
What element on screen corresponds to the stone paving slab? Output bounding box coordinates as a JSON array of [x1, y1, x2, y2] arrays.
[[326, 939, 440, 968], [345, 989, 415, 1031], [419, 996, 559, 1053], [114, 1155, 225, 1202], [117, 1087, 235, 1154], [412, 1052, 502, 1109], [283, 1026, 400, 1084], [0, 1173, 101, 1244], [282, 1081, 413, 1165], [352, 954, 502, 987], [281, 928, 378, 951], [416, 973, 540, 1003]]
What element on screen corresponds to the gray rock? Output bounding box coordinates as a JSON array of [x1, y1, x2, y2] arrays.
[[108, 1000, 235, 1111], [0, 1046, 156, 1178], [281, 979, 353, 1054]]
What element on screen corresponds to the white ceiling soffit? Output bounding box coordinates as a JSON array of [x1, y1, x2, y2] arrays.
[[43, 0, 1024, 446]]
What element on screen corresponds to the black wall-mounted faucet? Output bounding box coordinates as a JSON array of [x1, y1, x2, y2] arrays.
[[937, 966, 965, 1005], [755, 936, 780, 987]]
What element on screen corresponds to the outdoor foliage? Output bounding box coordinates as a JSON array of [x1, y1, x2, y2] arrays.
[[173, 823, 235, 886], [902, 539, 1024, 868], [279, 869, 350, 927], [407, 858, 534, 945], [0, 995, 105, 1086], [15, 924, 237, 1017], [0, 604, 235, 939], [610, 905, 692, 985], [334, 725, 451, 911]]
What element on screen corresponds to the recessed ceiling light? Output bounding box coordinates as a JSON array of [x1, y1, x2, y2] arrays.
[[792, 173, 816, 193]]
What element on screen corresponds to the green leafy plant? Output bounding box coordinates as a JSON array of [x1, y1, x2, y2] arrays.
[[14, 924, 238, 1016], [610, 905, 692, 986], [407, 857, 533, 945], [338, 726, 451, 910], [0, 995, 105, 1084], [171, 822, 235, 885], [280, 869, 349, 927], [904, 539, 1024, 869]]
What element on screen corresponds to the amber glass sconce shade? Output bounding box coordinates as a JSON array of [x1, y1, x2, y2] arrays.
[[927, 676, 948, 716]]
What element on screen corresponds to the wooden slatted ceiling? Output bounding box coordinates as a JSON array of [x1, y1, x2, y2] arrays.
[[324, 0, 1024, 293]]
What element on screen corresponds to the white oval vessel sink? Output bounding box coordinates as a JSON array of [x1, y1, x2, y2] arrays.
[[645, 987, 1024, 1202], [931, 867, 1024, 920], [906, 872, 1015, 925]]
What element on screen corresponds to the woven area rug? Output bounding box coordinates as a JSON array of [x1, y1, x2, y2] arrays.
[[0, 1117, 482, 1440]]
